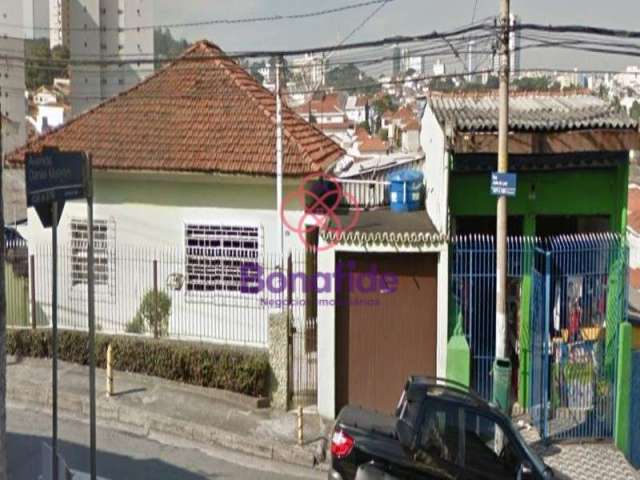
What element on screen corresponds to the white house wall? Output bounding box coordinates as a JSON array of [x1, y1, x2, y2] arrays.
[[420, 107, 449, 235], [24, 171, 311, 348]]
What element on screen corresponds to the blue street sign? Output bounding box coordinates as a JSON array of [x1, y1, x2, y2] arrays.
[[26, 148, 90, 228], [490, 172, 517, 197], [26, 149, 88, 207]]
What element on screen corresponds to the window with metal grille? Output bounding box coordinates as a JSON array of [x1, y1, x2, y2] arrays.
[[185, 224, 261, 294], [70, 218, 114, 287]]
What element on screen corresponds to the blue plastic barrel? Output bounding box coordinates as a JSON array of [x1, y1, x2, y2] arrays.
[[389, 170, 424, 212]]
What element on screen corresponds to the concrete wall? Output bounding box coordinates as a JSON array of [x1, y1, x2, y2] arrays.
[[420, 106, 449, 234], [0, 1, 27, 155], [23, 171, 310, 347], [69, 0, 153, 115]]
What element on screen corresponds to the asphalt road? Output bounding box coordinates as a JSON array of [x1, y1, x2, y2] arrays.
[[7, 406, 324, 480]]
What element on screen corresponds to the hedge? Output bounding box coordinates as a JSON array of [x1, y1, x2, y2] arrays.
[[7, 329, 270, 398]]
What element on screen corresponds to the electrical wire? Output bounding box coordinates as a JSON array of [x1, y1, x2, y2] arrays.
[[0, 0, 399, 32]]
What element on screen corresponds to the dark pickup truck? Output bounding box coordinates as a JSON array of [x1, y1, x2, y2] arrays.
[[329, 377, 567, 480]]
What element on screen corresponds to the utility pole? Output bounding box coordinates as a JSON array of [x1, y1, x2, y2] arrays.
[[494, 0, 511, 412], [0, 77, 7, 480], [275, 55, 284, 265]]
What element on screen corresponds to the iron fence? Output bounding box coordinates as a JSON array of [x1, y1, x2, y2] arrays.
[[451, 233, 628, 441], [531, 234, 627, 440], [5, 240, 29, 327], [24, 242, 315, 348], [450, 235, 535, 401]]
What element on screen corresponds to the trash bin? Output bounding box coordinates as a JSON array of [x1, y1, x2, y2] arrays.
[[492, 357, 512, 413], [389, 170, 423, 212]]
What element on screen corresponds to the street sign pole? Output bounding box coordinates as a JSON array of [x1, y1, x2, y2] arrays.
[[86, 154, 96, 480], [25, 149, 92, 480], [51, 201, 59, 480]]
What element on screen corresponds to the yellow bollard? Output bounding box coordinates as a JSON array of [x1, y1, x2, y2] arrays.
[[106, 344, 113, 397], [297, 405, 303, 445]]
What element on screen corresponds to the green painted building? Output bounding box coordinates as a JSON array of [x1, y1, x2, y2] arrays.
[[421, 92, 639, 409]]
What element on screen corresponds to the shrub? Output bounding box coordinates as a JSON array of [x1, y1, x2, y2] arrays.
[[7, 328, 269, 397], [133, 290, 171, 337], [125, 315, 146, 334]]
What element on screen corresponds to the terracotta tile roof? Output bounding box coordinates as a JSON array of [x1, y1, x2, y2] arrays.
[[295, 92, 345, 116], [393, 106, 417, 124], [7, 41, 344, 177], [629, 186, 640, 233], [355, 127, 369, 141], [359, 135, 387, 153], [404, 119, 420, 131], [316, 120, 355, 131]]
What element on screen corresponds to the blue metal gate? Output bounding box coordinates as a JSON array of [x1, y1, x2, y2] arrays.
[[450, 236, 535, 401], [529, 248, 550, 437], [529, 234, 628, 440], [451, 234, 628, 440]]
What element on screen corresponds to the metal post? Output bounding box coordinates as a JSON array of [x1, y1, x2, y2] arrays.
[[495, 0, 510, 368], [86, 153, 97, 480], [51, 201, 59, 480], [542, 251, 552, 440], [297, 405, 304, 445], [106, 344, 113, 397], [275, 56, 284, 267], [153, 260, 158, 339], [30, 255, 36, 329]]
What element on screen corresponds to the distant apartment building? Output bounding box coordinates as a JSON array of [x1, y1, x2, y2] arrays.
[[432, 59, 446, 77], [49, 0, 69, 48], [69, 0, 154, 116], [0, 1, 27, 154], [400, 48, 424, 76], [289, 53, 326, 90], [24, 0, 49, 40]]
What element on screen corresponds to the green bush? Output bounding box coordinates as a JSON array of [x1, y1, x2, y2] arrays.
[[133, 290, 172, 337], [7, 328, 270, 397], [125, 315, 145, 334]]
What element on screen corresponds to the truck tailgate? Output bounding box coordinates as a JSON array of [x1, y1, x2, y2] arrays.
[[336, 405, 397, 438]]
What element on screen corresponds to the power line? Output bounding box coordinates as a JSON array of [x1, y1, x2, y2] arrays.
[[0, 0, 398, 33], [517, 23, 640, 40], [0, 23, 495, 66]]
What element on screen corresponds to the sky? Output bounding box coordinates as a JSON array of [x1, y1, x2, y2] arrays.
[[25, 0, 640, 73], [151, 0, 640, 72]]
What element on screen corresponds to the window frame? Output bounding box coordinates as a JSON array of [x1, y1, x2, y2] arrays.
[[414, 398, 532, 478], [69, 217, 116, 298], [183, 221, 263, 298]]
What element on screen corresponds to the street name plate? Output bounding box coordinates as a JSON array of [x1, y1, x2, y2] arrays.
[[490, 172, 517, 197], [26, 150, 88, 206]]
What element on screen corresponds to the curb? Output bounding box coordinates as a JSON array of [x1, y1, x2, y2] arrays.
[[7, 382, 318, 469]]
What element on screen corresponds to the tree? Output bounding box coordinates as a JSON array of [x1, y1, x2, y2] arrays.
[[371, 94, 397, 116], [429, 77, 456, 92], [153, 28, 191, 68], [249, 61, 265, 84], [25, 39, 69, 89], [325, 63, 378, 94], [512, 76, 563, 92]]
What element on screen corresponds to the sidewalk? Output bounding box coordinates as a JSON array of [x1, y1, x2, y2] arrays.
[[6, 356, 330, 470], [517, 420, 640, 480]]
